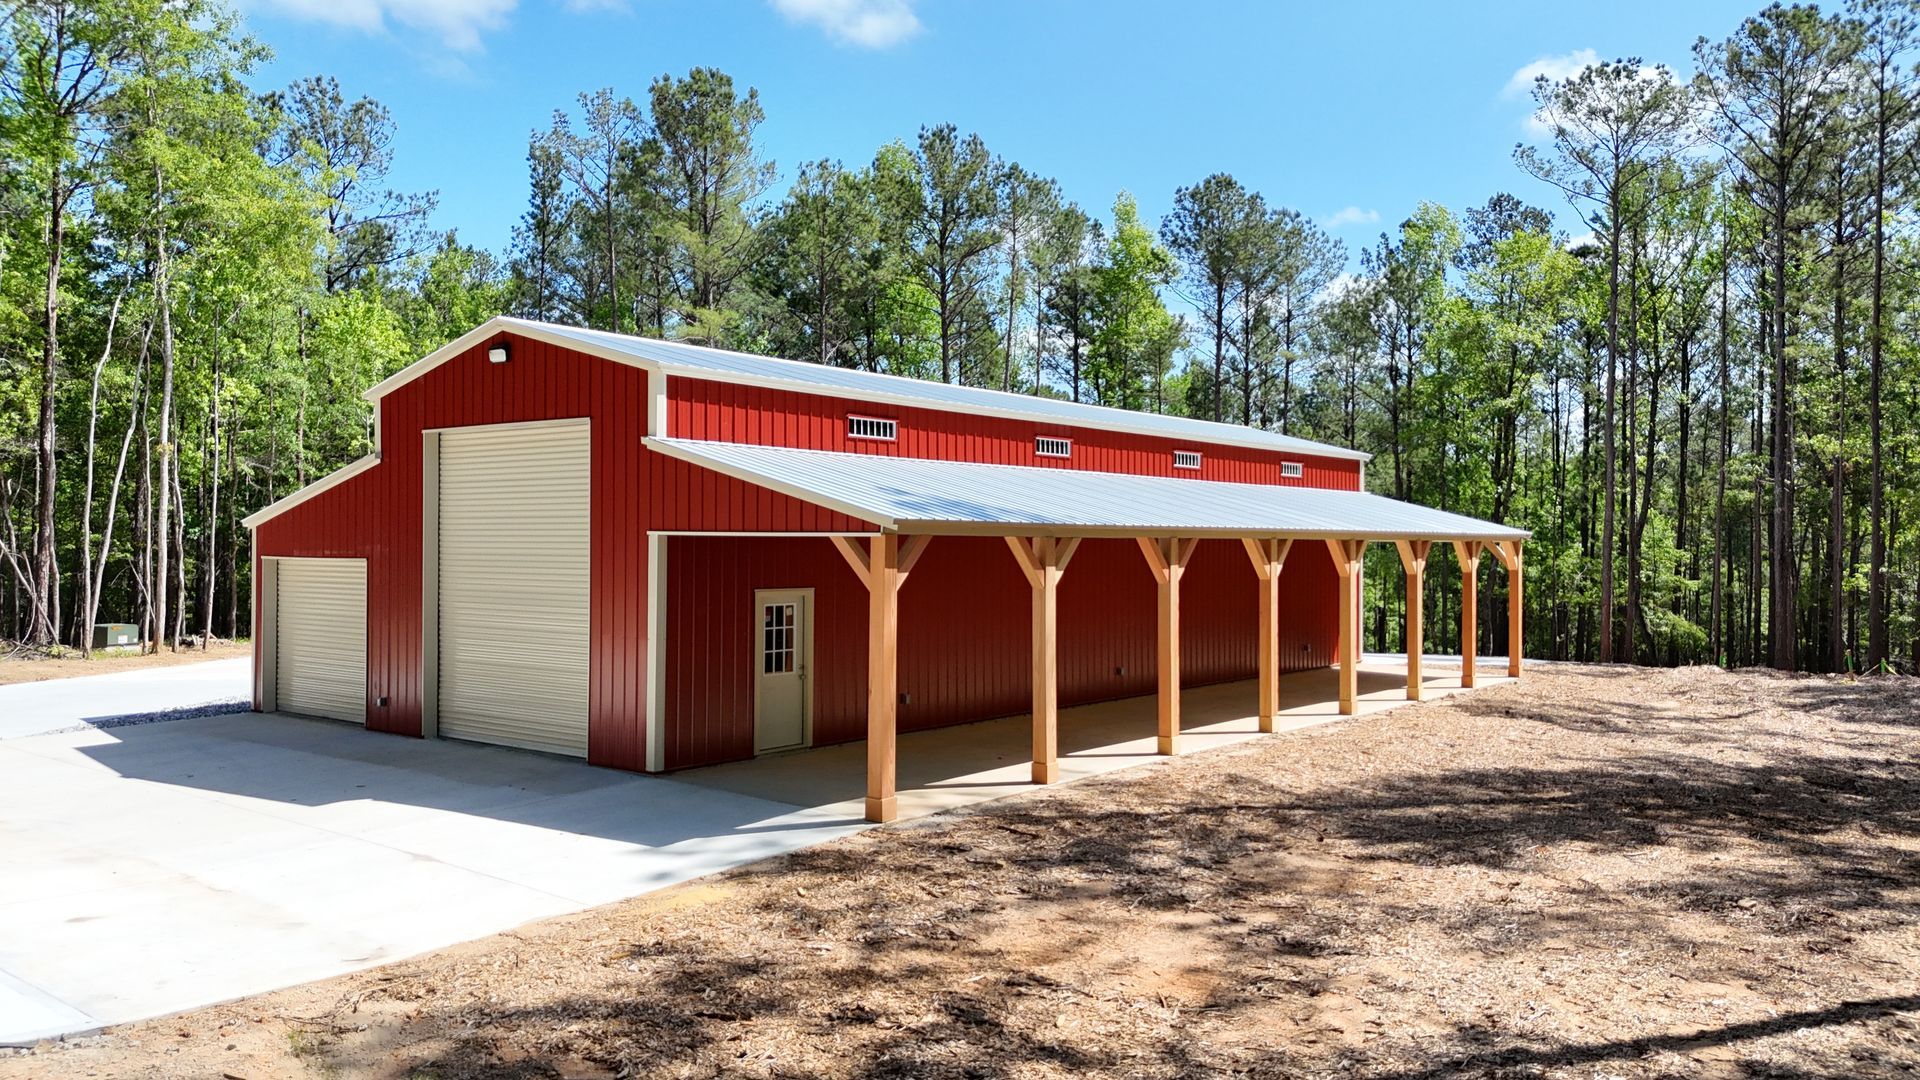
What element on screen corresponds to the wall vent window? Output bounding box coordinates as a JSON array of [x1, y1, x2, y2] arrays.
[[1280, 461, 1305, 478], [1035, 436, 1073, 458], [848, 415, 897, 441], [1173, 450, 1203, 470]]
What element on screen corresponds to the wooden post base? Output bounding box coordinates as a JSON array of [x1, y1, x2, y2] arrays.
[[864, 795, 897, 823]]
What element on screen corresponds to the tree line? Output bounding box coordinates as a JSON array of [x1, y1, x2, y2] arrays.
[[2, 0, 1915, 675]]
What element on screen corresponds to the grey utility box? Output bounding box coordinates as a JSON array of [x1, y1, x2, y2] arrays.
[[92, 623, 138, 649]]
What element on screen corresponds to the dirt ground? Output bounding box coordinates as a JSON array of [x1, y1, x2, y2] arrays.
[[6, 663, 1917, 1080], [0, 639, 249, 686]]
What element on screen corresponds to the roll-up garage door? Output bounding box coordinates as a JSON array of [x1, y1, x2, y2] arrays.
[[437, 421, 591, 756], [275, 558, 367, 723]]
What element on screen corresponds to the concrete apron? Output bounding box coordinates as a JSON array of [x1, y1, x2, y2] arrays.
[[677, 658, 1515, 822]]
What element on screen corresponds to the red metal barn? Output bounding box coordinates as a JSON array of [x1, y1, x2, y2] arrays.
[[246, 318, 1527, 821]]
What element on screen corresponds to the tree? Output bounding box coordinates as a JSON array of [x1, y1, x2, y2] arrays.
[[509, 138, 570, 322], [270, 76, 434, 294], [1161, 174, 1260, 421], [1088, 193, 1182, 411], [649, 67, 773, 345], [1695, 5, 1860, 670], [888, 124, 1000, 385], [542, 88, 644, 332], [761, 159, 873, 365], [1518, 57, 1694, 663], [995, 163, 1059, 392], [1268, 208, 1344, 431], [2, 0, 137, 644], [1037, 202, 1099, 401], [1852, 0, 1916, 671]]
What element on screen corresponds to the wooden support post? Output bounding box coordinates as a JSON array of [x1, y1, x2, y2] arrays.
[[865, 534, 901, 823], [1394, 540, 1432, 701], [1138, 537, 1198, 755], [1242, 537, 1293, 732], [833, 533, 931, 824], [1453, 540, 1487, 689], [1494, 539, 1524, 679], [1324, 538, 1367, 715], [1007, 535, 1080, 784]]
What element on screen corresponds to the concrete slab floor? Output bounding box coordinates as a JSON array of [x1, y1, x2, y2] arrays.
[[0, 714, 866, 1045], [677, 658, 1516, 822]]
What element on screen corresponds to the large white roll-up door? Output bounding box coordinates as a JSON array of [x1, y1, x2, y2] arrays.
[[437, 421, 591, 756], [275, 558, 367, 723]]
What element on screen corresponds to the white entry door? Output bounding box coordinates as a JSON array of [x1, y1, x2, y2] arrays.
[[753, 589, 812, 753]]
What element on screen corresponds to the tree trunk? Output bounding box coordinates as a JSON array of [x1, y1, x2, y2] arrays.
[[30, 181, 69, 647], [1770, 179, 1797, 671], [1600, 188, 1622, 664]]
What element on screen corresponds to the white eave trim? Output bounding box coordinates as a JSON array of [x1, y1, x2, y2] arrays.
[[360, 316, 657, 403], [241, 454, 379, 530]]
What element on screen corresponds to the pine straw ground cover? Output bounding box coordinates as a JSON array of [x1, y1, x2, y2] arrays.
[[6, 665, 1919, 1080]]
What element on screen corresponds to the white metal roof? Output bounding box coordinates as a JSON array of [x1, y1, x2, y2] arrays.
[[362, 317, 1370, 463], [647, 438, 1527, 542]]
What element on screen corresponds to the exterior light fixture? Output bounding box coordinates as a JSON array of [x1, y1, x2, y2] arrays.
[[488, 344, 509, 364]]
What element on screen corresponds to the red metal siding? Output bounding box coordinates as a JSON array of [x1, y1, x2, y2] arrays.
[[667, 377, 1362, 490], [253, 331, 1353, 776], [253, 334, 653, 770], [662, 535, 1340, 769], [648, 451, 874, 533]]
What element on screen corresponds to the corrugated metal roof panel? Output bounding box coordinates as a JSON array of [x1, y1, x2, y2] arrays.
[[513, 319, 1370, 462], [647, 438, 1528, 541]]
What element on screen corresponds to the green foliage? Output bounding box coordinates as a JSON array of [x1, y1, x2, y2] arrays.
[[3, 1, 1918, 677]]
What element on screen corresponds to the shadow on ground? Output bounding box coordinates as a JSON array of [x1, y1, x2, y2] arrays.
[[298, 668, 1920, 1080]]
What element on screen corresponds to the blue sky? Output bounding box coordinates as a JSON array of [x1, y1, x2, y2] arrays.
[[238, 0, 1762, 262]]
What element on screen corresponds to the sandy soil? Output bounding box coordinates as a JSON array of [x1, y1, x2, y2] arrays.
[[5, 664, 1917, 1079], [0, 639, 250, 686]]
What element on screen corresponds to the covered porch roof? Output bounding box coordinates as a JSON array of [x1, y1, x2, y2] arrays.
[[648, 435, 1528, 826], [644, 437, 1528, 541]]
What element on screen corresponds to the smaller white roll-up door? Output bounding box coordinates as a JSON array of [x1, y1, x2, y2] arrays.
[[275, 558, 367, 723], [437, 421, 591, 756]]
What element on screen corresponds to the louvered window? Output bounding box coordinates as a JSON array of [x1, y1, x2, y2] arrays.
[[848, 415, 897, 441], [1173, 450, 1203, 470], [1035, 436, 1072, 458], [1281, 461, 1304, 478]]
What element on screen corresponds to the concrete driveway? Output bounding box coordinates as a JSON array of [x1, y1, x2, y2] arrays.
[[0, 657, 251, 740], [0, 713, 866, 1044]]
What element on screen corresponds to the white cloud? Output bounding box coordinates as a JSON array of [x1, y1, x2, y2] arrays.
[[1503, 48, 1601, 99], [768, 0, 921, 48], [1564, 230, 1601, 253], [248, 0, 515, 50], [1323, 271, 1363, 301], [1323, 206, 1380, 229], [1508, 51, 1676, 136]]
